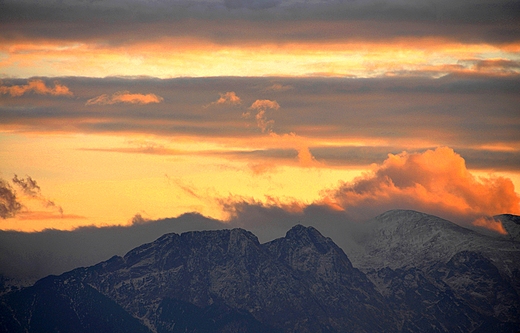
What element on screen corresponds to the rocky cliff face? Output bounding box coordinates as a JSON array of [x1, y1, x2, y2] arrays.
[[1, 210, 519, 333], [77, 227, 397, 333]]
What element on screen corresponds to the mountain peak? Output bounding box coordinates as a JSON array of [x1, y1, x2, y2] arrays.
[[349, 209, 519, 272], [494, 214, 520, 242], [178, 227, 260, 246], [283, 224, 333, 255], [285, 224, 321, 238], [265, 224, 354, 277], [374, 209, 448, 225]]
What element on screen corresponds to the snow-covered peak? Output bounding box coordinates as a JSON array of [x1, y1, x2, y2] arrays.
[[348, 209, 520, 273]]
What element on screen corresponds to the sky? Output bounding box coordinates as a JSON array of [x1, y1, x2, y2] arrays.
[[1, 0, 519, 239]]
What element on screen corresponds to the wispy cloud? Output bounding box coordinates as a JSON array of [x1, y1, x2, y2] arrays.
[[0, 179, 22, 219], [472, 216, 507, 235], [0, 80, 72, 97], [1, 175, 68, 220], [12, 175, 64, 217], [86, 91, 163, 105], [12, 174, 41, 197], [165, 174, 203, 200]]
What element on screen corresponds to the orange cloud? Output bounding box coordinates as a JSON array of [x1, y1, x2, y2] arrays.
[[249, 99, 280, 133], [267, 132, 322, 168], [86, 91, 163, 105], [207, 91, 242, 106], [320, 147, 520, 228], [250, 99, 280, 111], [0, 80, 72, 97], [255, 110, 274, 133], [296, 146, 319, 167], [264, 83, 294, 92]]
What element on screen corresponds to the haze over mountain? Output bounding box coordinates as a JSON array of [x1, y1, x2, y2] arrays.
[[0, 206, 515, 287], [1, 209, 519, 333]]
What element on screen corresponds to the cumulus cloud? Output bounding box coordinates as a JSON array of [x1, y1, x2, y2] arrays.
[[206, 91, 242, 107], [255, 110, 274, 133], [86, 91, 163, 105], [216, 145, 520, 241], [249, 99, 280, 133], [0, 179, 22, 219], [0, 80, 73, 97], [319, 147, 520, 228], [250, 99, 280, 111]]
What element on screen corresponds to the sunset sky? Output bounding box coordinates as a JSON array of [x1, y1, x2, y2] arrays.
[[1, 0, 519, 233]]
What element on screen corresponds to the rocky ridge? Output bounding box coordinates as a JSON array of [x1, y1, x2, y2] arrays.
[[1, 210, 519, 333]]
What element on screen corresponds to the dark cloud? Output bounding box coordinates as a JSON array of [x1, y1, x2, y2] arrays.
[[0, 176, 62, 221], [11, 175, 64, 216], [0, 179, 22, 219], [306, 146, 520, 171], [91, 144, 520, 173], [453, 148, 520, 171], [467, 59, 520, 74], [223, 200, 368, 254], [12, 175, 41, 197], [224, 0, 281, 10], [0, 0, 518, 44], [0, 213, 226, 283]]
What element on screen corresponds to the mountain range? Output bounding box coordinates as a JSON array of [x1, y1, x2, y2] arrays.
[[1, 209, 519, 332]]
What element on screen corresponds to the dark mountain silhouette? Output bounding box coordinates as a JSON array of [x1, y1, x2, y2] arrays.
[[1, 210, 519, 332]]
